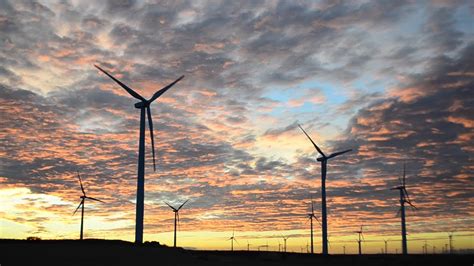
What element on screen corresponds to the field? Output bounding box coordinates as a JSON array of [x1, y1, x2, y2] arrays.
[[1, 239, 472, 266]]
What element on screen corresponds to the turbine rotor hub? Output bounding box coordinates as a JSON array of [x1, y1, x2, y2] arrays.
[[134, 100, 150, 108]]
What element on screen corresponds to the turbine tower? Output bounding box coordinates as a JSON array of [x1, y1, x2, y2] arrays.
[[355, 226, 364, 255], [391, 163, 416, 255], [95, 65, 184, 243], [73, 172, 104, 240], [164, 199, 189, 248], [298, 124, 352, 255], [307, 196, 321, 254]]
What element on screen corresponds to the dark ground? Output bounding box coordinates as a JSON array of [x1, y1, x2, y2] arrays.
[[1, 239, 472, 266]]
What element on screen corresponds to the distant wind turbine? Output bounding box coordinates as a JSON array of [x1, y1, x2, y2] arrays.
[[282, 235, 290, 252], [391, 163, 416, 255], [355, 226, 365, 255], [95, 64, 184, 244], [228, 231, 238, 251], [164, 199, 189, 248], [298, 124, 352, 255], [73, 172, 104, 240], [307, 195, 321, 254]]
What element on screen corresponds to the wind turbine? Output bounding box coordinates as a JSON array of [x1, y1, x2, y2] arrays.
[[448, 232, 454, 254], [391, 163, 416, 255], [298, 124, 352, 255], [164, 199, 189, 248], [282, 235, 290, 252], [95, 65, 184, 244], [307, 195, 321, 254], [73, 172, 105, 240], [355, 226, 364, 255], [228, 231, 238, 251]]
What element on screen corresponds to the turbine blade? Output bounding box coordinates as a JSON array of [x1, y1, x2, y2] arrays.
[[310, 195, 314, 214], [177, 212, 180, 231], [146, 107, 156, 172], [94, 64, 145, 101], [234, 238, 239, 244], [407, 200, 417, 210], [297, 124, 326, 157], [177, 199, 189, 211], [396, 207, 401, 217], [315, 216, 322, 227], [73, 200, 83, 215], [86, 196, 105, 203], [77, 172, 85, 195], [403, 163, 406, 186], [327, 149, 352, 159], [403, 187, 412, 202], [148, 75, 184, 103], [164, 201, 177, 211]]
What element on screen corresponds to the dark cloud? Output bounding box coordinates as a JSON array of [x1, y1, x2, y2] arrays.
[[423, 7, 464, 53], [324, 43, 474, 231], [263, 121, 298, 137]]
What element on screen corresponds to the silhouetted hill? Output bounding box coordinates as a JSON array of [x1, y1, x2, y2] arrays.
[[1, 239, 472, 266]]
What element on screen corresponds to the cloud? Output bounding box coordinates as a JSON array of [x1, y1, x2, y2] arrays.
[[263, 121, 299, 138], [324, 43, 474, 232], [0, 0, 473, 247]]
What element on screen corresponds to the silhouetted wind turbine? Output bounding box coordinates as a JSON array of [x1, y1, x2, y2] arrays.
[[355, 226, 364, 255], [298, 124, 352, 255], [228, 231, 238, 251], [164, 199, 189, 248], [282, 235, 290, 252], [448, 232, 454, 254], [95, 64, 184, 244], [307, 196, 321, 254], [391, 163, 416, 255], [73, 172, 104, 240]]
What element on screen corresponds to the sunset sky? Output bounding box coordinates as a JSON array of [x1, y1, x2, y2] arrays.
[[0, 0, 473, 253]]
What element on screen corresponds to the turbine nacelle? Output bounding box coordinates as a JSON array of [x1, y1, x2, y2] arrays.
[[134, 101, 150, 108]]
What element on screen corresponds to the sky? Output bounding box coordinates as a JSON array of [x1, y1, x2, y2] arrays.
[[0, 0, 473, 254]]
